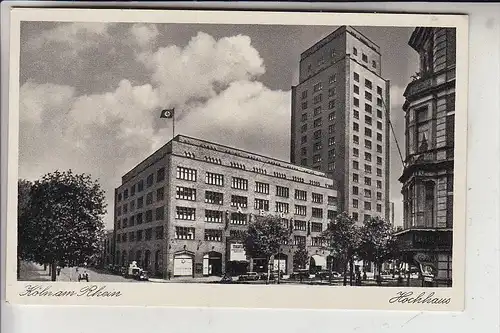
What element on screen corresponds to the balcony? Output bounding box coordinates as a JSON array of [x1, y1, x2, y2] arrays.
[[394, 228, 452, 252], [403, 66, 456, 102]]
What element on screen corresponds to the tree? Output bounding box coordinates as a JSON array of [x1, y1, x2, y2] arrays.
[[321, 212, 360, 286], [293, 242, 309, 271], [243, 215, 291, 284], [27, 170, 107, 281], [358, 217, 398, 283], [17, 179, 34, 278]]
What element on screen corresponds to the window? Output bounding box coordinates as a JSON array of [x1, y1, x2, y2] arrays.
[[254, 198, 269, 211], [365, 152, 372, 162], [376, 204, 382, 213], [294, 236, 306, 246], [353, 212, 358, 221], [353, 122, 359, 132], [313, 142, 322, 151], [295, 205, 307, 216], [329, 112, 335, 121], [377, 98, 383, 107], [365, 139, 372, 149], [294, 220, 307, 231], [353, 161, 359, 170], [276, 186, 290, 198], [295, 189, 307, 201], [328, 162, 335, 171], [138, 180, 144, 192], [372, 60, 377, 68], [377, 133, 383, 141], [231, 177, 248, 190], [301, 147, 307, 156], [354, 72, 359, 82], [176, 186, 196, 201], [312, 193, 323, 204], [145, 228, 153, 241], [136, 213, 143, 225], [123, 189, 129, 200], [313, 82, 323, 92], [302, 101, 308, 110], [328, 87, 336, 97], [377, 192, 382, 201], [364, 189, 372, 198], [353, 148, 359, 157], [301, 90, 308, 99], [365, 92, 372, 101], [328, 196, 337, 206], [314, 107, 322, 116], [377, 156, 383, 165], [204, 229, 222, 242], [354, 110, 359, 119], [176, 207, 196, 220], [354, 98, 359, 107], [329, 74, 337, 84], [145, 210, 153, 223], [377, 86, 383, 96], [329, 137, 336, 146], [328, 124, 334, 134], [136, 230, 143, 241], [205, 172, 224, 186], [313, 129, 322, 140], [377, 168, 382, 177], [205, 210, 223, 223], [313, 154, 322, 163], [377, 144, 382, 153], [177, 167, 197, 181], [301, 158, 307, 166], [377, 109, 383, 118], [301, 113, 307, 121], [155, 206, 164, 221], [146, 192, 153, 205], [328, 149, 335, 159], [353, 199, 359, 208], [155, 226, 164, 240], [122, 233, 127, 242], [362, 53, 368, 62], [122, 217, 128, 228], [205, 191, 223, 205], [365, 79, 372, 89], [275, 202, 289, 214], [129, 215, 135, 226], [354, 85, 359, 94], [313, 94, 322, 104], [156, 187, 164, 201], [301, 135, 307, 144], [123, 204, 128, 214], [353, 47, 358, 55], [231, 195, 248, 208], [312, 208, 323, 218], [117, 193, 122, 202], [146, 174, 154, 188], [364, 202, 371, 210], [377, 121, 383, 130], [329, 99, 336, 109], [328, 210, 336, 220], [311, 222, 323, 233], [175, 227, 195, 240], [353, 173, 359, 183], [255, 182, 269, 194], [364, 177, 372, 186], [353, 135, 359, 144], [313, 117, 322, 128], [131, 185, 137, 197], [230, 212, 247, 225], [377, 180, 382, 189], [129, 232, 135, 242], [365, 128, 372, 137], [365, 115, 372, 125], [365, 164, 372, 174], [365, 104, 372, 114]]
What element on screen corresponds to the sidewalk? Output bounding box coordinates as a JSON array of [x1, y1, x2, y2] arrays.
[[19, 262, 51, 281], [149, 276, 222, 283]]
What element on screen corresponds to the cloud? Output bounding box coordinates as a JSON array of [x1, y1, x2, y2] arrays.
[[25, 22, 115, 56], [19, 32, 288, 228], [129, 24, 159, 49]]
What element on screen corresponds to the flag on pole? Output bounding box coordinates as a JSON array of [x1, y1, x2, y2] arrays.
[[160, 108, 174, 118]]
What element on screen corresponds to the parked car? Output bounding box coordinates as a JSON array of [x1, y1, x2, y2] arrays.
[[78, 272, 89, 282], [289, 270, 311, 281], [135, 270, 149, 281], [238, 272, 260, 281], [259, 272, 276, 281], [220, 275, 234, 284]]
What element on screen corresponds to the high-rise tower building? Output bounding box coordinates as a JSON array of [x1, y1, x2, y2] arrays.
[[290, 26, 390, 223]]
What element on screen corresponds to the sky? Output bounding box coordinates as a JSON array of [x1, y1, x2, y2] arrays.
[[18, 22, 419, 229]]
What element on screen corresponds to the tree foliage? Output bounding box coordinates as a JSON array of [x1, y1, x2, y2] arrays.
[[243, 215, 291, 261], [358, 216, 398, 275], [293, 241, 309, 270], [21, 170, 107, 280]]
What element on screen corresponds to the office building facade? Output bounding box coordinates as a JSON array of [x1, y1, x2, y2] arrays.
[[113, 135, 338, 278], [290, 26, 390, 224], [396, 27, 456, 286]]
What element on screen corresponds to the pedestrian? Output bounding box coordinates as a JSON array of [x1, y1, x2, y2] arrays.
[[56, 266, 61, 276]]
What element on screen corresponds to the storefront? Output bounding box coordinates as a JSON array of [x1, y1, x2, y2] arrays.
[[173, 252, 194, 277], [226, 242, 248, 275], [203, 251, 222, 276]]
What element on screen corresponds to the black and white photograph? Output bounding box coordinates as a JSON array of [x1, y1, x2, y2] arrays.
[[4, 9, 468, 310]]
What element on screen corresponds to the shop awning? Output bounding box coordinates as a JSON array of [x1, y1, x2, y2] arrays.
[[311, 255, 327, 268]]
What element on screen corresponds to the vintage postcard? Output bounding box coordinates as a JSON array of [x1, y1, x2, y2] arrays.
[[3, 8, 468, 310]]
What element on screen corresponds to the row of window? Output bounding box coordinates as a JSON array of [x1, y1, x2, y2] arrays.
[[352, 186, 383, 200], [116, 187, 165, 216], [116, 226, 164, 243], [353, 118, 384, 131], [116, 206, 165, 228], [352, 48, 379, 70], [352, 199, 383, 212], [117, 168, 166, 202]]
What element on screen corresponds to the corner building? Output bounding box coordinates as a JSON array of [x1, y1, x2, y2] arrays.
[[290, 26, 390, 224], [396, 27, 456, 286], [114, 135, 338, 278]]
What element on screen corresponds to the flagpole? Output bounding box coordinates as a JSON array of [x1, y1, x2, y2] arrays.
[[172, 108, 175, 140]]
